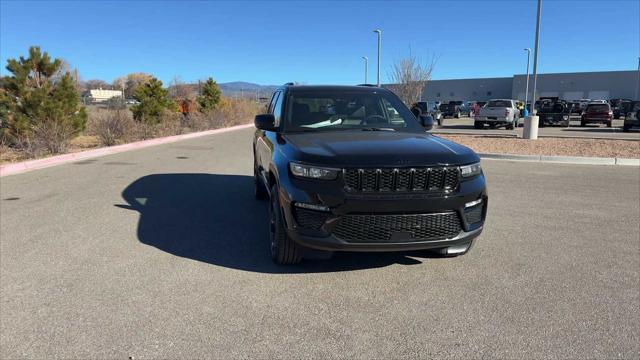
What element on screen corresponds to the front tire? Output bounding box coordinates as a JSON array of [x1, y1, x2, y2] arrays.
[[623, 124, 631, 132], [269, 185, 302, 265], [474, 121, 484, 129]]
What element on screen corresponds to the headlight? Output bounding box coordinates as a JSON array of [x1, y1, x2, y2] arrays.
[[459, 162, 482, 178], [289, 162, 340, 180]]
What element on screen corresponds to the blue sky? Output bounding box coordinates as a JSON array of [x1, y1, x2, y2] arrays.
[[1, 0, 638, 85]]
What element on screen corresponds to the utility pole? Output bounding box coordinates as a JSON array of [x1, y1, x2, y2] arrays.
[[524, 0, 542, 140], [524, 48, 531, 115], [373, 29, 382, 87], [635, 56, 640, 100], [362, 56, 368, 84]]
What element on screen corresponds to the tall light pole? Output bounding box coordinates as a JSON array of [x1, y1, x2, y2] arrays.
[[524, 0, 542, 140], [524, 48, 531, 114], [373, 29, 382, 87], [362, 56, 368, 84]]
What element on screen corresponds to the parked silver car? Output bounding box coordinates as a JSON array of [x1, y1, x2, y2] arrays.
[[474, 99, 520, 130]]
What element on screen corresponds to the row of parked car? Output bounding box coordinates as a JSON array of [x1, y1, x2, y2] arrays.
[[412, 98, 640, 132]]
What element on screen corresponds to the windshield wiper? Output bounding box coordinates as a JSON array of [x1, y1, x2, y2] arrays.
[[360, 127, 396, 132]]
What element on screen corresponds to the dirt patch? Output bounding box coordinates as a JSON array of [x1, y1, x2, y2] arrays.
[[68, 135, 100, 150], [439, 135, 640, 158]]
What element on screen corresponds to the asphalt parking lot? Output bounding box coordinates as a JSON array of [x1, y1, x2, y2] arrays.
[[433, 116, 640, 140], [1, 127, 639, 358]]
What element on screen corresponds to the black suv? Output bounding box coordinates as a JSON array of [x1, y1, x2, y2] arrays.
[[439, 101, 470, 119], [253, 85, 487, 264]]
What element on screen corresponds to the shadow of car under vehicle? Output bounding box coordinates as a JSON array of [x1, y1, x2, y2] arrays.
[[117, 173, 435, 274]]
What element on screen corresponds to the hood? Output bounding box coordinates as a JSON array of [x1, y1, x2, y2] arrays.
[[282, 131, 478, 167]]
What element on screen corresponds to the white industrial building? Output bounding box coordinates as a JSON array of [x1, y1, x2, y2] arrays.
[[84, 89, 123, 103], [422, 70, 639, 102]]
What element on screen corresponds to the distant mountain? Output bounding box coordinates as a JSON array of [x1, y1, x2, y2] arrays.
[[218, 82, 277, 99]]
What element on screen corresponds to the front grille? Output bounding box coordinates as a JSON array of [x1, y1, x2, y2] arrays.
[[332, 212, 462, 243], [293, 208, 329, 229], [344, 166, 459, 193], [464, 203, 484, 225]]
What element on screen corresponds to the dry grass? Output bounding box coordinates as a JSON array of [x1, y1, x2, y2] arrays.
[[1, 98, 260, 164], [439, 135, 640, 158]]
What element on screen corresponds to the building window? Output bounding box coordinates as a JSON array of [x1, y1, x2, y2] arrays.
[[472, 91, 477, 96], [486, 91, 492, 96], [449, 92, 454, 97], [436, 92, 441, 97]]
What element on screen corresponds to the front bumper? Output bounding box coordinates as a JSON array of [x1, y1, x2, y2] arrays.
[[582, 117, 611, 124], [288, 226, 482, 252], [475, 116, 509, 123], [277, 171, 487, 252], [539, 114, 569, 124]]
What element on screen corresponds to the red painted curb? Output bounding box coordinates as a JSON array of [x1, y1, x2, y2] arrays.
[[0, 123, 254, 177]]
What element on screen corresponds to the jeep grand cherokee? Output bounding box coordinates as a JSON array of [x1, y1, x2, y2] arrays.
[[253, 84, 487, 264]]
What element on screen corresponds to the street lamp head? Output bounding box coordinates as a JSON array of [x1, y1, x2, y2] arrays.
[[524, 48, 531, 52], [373, 29, 381, 34], [362, 56, 368, 60]]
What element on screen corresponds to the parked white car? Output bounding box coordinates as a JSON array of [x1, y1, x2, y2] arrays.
[[474, 99, 520, 130]]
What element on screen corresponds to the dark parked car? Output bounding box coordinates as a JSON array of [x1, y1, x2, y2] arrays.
[[581, 103, 613, 127], [537, 100, 571, 127], [411, 101, 442, 125], [609, 98, 632, 119], [566, 101, 583, 115], [254, 84, 487, 264], [622, 101, 640, 132], [439, 101, 470, 119]]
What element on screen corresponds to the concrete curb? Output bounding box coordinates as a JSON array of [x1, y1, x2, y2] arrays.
[[479, 152, 639, 166], [615, 158, 640, 166], [0, 123, 254, 177]]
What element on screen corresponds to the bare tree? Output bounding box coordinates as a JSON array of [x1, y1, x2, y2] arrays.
[[168, 76, 195, 100], [113, 73, 153, 99], [50, 59, 72, 84], [388, 52, 437, 106], [83, 79, 111, 90]]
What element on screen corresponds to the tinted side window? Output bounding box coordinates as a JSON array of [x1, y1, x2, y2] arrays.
[[273, 91, 284, 126]]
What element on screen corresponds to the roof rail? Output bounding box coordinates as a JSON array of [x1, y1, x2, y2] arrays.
[[283, 82, 295, 86], [356, 84, 377, 87]]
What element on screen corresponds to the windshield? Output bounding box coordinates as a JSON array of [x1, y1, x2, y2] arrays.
[[486, 100, 511, 107], [284, 90, 423, 132]]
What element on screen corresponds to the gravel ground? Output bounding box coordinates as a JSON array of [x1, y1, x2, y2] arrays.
[[439, 135, 640, 158]]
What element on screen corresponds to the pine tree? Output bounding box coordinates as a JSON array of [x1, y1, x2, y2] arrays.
[[0, 46, 86, 152], [197, 77, 222, 112], [130, 77, 176, 124]]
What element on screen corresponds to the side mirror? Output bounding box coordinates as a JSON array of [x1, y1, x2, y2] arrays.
[[420, 114, 433, 131], [255, 114, 276, 131]]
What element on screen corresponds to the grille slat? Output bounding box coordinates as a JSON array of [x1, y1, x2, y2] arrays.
[[344, 166, 459, 193], [333, 212, 462, 243]]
